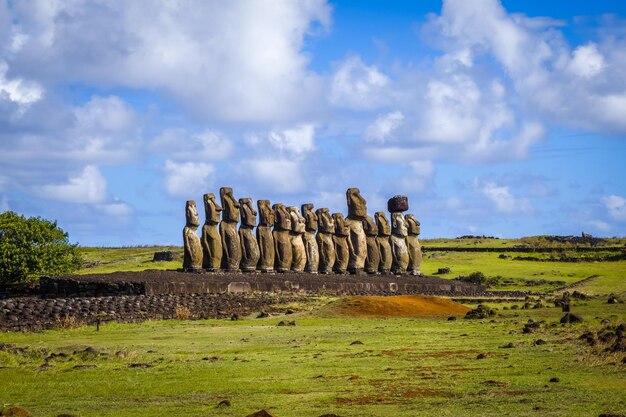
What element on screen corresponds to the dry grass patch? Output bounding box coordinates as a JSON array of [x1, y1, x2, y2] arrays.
[[323, 295, 471, 318]]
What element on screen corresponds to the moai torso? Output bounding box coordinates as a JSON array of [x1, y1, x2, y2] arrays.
[[219, 187, 242, 271], [363, 215, 380, 274], [316, 208, 336, 274], [375, 211, 392, 274], [289, 206, 306, 272], [345, 188, 368, 274], [256, 200, 275, 272], [390, 212, 409, 274], [201, 193, 222, 271], [301, 203, 319, 273], [183, 200, 203, 271], [332, 212, 349, 274], [238, 198, 260, 272], [405, 214, 422, 276], [272, 203, 292, 272]]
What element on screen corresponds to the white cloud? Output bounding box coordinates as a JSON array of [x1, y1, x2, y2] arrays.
[[603, 195, 626, 221], [38, 165, 107, 204], [399, 160, 435, 192], [474, 179, 532, 213], [329, 55, 390, 110], [95, 202, 133, 217], [163, 160, 215, 199], [567, 43, 606, 79], [4, 1, 331, 122], [589, 220, 611, 232], [0, 61, 43, 106], [151, 129, 233, 161], [268, 124, 316, 156], [365, 111, 404, 143], [245, 159, 304, 194]]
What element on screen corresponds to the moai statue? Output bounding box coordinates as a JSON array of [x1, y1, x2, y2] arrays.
[[301, 203, 319, 273], [345, 188, 368, 275], [390, 212, 409, 274], [332, 212, 349, 274], [289, 206, 306, 272], [363, 215, 380, 274], [405, 214, 423, 276], [238, 198, 260, 272], [201, 193, 223, 272], [256, 200, 275, 273], [375, 211, 392, 274], [183, 200, 203, 271], [272, 203, 292, 273], [316, 208, 336, 274], [219, 187, 241, 272]]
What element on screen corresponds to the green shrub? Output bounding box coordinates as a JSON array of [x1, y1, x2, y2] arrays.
[[0, 211, 81, 285]]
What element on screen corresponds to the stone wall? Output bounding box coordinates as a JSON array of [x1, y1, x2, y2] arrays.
[[40, 270, 485, 298]]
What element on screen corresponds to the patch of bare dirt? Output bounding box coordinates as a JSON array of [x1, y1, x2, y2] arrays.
[[323, 295, 471, 318]]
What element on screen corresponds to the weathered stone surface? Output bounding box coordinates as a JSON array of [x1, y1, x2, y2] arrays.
[[390, 212, 409, 274], [363, 215, 380, 274], [183, 200, 203, 271], [239, 198, 260, 272], [301, 203, 319, 273], [256, 200, 275, 272], [405, 214, 423, 276], [332, 212, 349, 274], [388, 195, 409, 213], [289, 206, 306, 272], [375, 211, 392, 274], [201, 193, 223, 271], [272, 203, 292, 273], [345, 188, 367, 274], [219, 187, 241, 271], [316, 208, 336, 274]]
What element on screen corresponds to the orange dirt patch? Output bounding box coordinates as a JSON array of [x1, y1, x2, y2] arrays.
[[325, 295, 471, 317]]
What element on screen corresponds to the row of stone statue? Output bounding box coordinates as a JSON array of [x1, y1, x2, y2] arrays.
[[183, 187, 423, 275]]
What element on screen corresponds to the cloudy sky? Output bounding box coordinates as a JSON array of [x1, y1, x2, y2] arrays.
[[1, 0, 625, 246]]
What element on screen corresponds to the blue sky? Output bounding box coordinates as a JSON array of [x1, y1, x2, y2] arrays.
[[1, 0, 625, 246]]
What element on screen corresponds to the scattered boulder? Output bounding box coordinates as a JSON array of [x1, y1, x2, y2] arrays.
[[217, 400, 231, 408], [571, 291, 588, 300], [256, 311, 270, 318], [1, 407, 31, 417], [476, 353, 488, 359], [464, 305, 495, 319], [534, 339, 547, 346], [246, 410, 276, 417], [350, 340, 364, 346], [437, 267, 451, 274], [560, 313, 584, 324], [598, 414, 626, 417], [549, 377, 560, 383], [277, 321, 296, 327], [447, 316, 457, 321], [608, 294, 620, 304]]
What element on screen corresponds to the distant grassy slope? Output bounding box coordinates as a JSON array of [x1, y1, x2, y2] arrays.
[[77, 246, 181, 275]]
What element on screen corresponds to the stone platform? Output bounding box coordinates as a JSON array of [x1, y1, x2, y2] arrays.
[[40, 270, 485, 298]]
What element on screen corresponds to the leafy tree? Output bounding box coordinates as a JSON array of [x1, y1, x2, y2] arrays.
[[0, 211, 82, 285]]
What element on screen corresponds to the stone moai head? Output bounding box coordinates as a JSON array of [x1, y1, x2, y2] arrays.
[[186, 200, 200, 228], [220, 187, 240, 223], [391, 212, 408, 237], [273, 203, 292, 231], [239, 198, 257, 228], [316, 208, 335, 234], [346, 187, 367, 219], [332, 212, 349, 237], [203, 193, 222, 224], [288, 206, 306, 234], [363, 215, 378, 237], [375, 211, 391, 236], [301, 203, 318, 232], [257, 200, 274, 227], [405, 214, 421, 236]]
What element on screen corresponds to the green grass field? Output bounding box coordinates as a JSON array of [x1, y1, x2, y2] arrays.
[[1, 299, 625, 417]]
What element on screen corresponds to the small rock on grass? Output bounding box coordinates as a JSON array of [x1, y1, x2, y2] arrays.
[[216, 400, 231, 407], [1, 407, 31, 417], [246, 410, 276, 417], [350, 340, 364, 345], [549, 377, 560, 383]]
